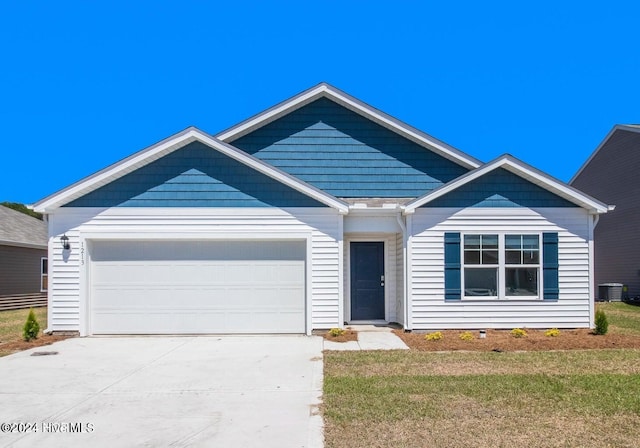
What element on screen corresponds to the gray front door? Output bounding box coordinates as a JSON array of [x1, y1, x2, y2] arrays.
[[350, 242, 385, 320]]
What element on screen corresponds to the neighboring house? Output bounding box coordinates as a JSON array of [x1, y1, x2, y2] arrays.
[[571, 125, 640, 297], [0, 205, 48, 295], [33, 83, 611, 335]]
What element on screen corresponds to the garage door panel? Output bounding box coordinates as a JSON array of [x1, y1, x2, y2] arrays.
[[90, 241, 306, 334], [92, 241, 305, 262], [92, 308, 303, 334]]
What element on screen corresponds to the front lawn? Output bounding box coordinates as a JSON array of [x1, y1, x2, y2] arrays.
[[324, 302, 640, 447], [0, 307, 67, 357], [324, 350, 640, 447]]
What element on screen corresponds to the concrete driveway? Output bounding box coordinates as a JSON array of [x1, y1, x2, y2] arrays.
[[0, 336, 324, 448]]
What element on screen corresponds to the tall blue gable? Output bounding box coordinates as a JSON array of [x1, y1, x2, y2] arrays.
[[231, 97, 469, 198], [424, 168, 578, 208], [64, 142, 325, 208]]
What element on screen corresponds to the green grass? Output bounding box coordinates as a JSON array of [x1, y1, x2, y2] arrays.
[[598, 302, 640, 335], [324, 351, 640, 447], [0, 307, 47, 341], [324, 303, 640, 447]]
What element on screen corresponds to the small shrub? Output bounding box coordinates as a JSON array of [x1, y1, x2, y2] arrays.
[[425, 331, 443, 341], [328, 328, 346, 337], [23, 308, 40, 341], [510, 328, 527, 338], [459, 331, 474, 341], [545, 328, 561, 337], [594, 310, 609, 335]]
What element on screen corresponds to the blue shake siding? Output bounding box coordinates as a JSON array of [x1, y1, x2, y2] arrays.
[[231, 98, 469, 197], [64, 142, 325, 208], [425, 168, 578, 208]]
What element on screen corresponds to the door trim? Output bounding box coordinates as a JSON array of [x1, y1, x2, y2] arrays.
[[344, 234, 394, 323]]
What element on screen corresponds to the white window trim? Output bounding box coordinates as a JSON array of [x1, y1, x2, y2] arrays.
[[461, 233, 543, 301]]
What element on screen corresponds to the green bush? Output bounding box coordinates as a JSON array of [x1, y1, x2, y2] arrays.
[[594, 309, 609, 335], [23, 308, 40, 341], [328, 328, 346, 337]]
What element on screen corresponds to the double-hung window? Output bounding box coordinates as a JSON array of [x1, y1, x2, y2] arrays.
[[505, 235, 539, 297], [462, 234, 541, 299], [463, 234, 498, 297]]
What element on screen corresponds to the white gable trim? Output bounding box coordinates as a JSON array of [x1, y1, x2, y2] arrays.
[[403, 154, 612, 215], [216, 82, 482, 170], [570, 124, 640, 184], [33, 127, 349, 214]]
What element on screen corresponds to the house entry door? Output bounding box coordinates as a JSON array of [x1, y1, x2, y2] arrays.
[[350, 242, 385, 320]]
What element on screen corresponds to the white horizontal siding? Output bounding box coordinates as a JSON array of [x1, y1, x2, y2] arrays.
[[48, 207, 341, 334], [409, 207, 593, 329]]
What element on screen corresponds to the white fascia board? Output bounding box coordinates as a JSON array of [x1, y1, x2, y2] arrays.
[[216, 82, 482, 170], [570, 125, 640, 184], [403, 154, 610, 214], [216, 83, 329, 142], [33, 127, 199, 213], [33, 127, 349, 214]]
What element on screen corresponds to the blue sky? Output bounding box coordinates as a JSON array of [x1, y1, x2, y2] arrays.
[[1, 1, 638, 204]]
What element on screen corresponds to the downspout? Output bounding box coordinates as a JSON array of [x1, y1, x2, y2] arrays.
[[396, 211, 409, 330], [42, 213, 53, 335], [589, 207, 613, 327]]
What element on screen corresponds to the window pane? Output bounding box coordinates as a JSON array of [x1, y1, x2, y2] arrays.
[[482, 250, 499, 264], [505, 250, 521, 264], [523, 235, 539, 250], [523, 251, 539, 264], [42, 258, 48, 274], [482, 235, 498, 249], [505, 235, 521, 250], [506, 268, 538, 296], [464, 235, 480, 249], [464, 268, 497, 296], [464, 250, 480, 264]]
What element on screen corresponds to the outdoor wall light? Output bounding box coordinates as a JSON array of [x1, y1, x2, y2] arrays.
[[60, 234, 70, 250]]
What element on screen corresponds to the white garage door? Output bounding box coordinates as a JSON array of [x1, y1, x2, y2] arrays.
[[90, 240, 306, 334]]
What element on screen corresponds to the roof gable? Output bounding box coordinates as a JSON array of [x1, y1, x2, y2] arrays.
[[570, 124, 640, 184], [230, 97, 470, 198], [418, 168, 578, 208], [404, 155, 611, 214], [64, 141, 327, 208], [33, 128, 348, 213], [217, 83, 481, 170]]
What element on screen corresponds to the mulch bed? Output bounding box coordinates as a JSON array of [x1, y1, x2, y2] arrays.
[[0, 334, 71, 356], [322, 329, 359, 343], [395, 328, 640, 351]]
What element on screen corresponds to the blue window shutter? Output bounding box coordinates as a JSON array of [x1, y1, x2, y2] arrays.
[[543, 232, 559, 300], [444, 232, 461, 300]]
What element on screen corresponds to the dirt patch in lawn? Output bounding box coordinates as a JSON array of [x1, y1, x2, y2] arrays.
[[322, 329, 359, 343], [324, 414, 640, 448], [395, 328, 640, 351], [0, 334, 71, 357]]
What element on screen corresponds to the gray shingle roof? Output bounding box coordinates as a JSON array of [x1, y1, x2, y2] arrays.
[[0, 205, 47, 248]]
